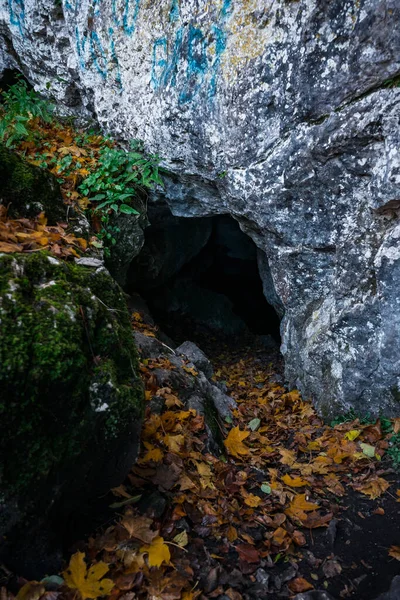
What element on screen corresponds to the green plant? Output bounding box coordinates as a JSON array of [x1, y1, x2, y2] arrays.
[[387, 432, 400, 469], [0, 78, 54, 148], [330, 409, 375, 427], [79, 143, 163, 253]]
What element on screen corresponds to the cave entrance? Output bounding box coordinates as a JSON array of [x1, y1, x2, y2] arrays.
[[128, 213, 282, 352]]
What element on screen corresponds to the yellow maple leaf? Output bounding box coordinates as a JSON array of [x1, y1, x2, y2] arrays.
[[345, 429, 361, 441], [140, 536, 171, 567], [282, 474, 308, 488], [140, 447, 164, 463], [63, 552, 114, 599], [224, 426, 250, 458]]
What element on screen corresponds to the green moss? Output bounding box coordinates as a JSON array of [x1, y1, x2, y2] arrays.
[[0, 145, 65, 222], [0, 252, 144, 496]]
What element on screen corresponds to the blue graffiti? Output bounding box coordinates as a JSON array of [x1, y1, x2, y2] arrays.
[[109, 27, 123, 89], [221, 0, 232, 18], [151, 17, 229, 105], [93, 0, 102, 16], [8, 0, 25, 36], [179, 25, 207, 104], [169, 0, 179, 23], [75, 25, 123, 91], [112, 0, 141, 36], [151, 38, 168, 88], [89, 31, 108, 79], [64, 0, 80, 11], [75, 26, 88, 70]]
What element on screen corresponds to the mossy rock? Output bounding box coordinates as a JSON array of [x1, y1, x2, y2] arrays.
[[0, 252, 144, 574], [0, 144, 66, 222]]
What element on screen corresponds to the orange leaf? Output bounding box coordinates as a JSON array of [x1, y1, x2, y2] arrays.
[[282, 474, 307, 487], [288, 578, 313, 593], [224, 426, 250, 458]]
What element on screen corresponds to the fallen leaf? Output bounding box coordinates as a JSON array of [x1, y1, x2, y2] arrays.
[[141, 536, 171, 567], [288, 578, 313, 593], [282, 474, 308, 488], [224, 427, 250, 458], [353, 476, 389, 499], [63, 552, 114, 599], [121, 514, 158, 544], [345, 430, 361, 441]]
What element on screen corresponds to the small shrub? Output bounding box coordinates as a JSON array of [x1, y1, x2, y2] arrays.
[[0, 78, 54, 148], [79, 142, 163, 254]]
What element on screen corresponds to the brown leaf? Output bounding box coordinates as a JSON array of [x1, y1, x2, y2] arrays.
[[288, 578, 314, 593], [121, 513, 158, 544], [236, 544, 260, 564]]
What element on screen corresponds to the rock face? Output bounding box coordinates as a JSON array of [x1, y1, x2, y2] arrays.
[[0, 252, 144, 576], [1, 0, 400, 416]]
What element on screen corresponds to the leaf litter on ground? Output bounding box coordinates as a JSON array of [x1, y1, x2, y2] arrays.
[[4, 311, 400, 600]]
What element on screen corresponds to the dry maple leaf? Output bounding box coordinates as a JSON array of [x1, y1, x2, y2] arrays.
[[279, 448, 297, 466], [353, 476, 389, 499], [121, 513, 159, 544], [224, 426, 250, 458], [140, 536, 171, 567], [63, 552, 114, 599]]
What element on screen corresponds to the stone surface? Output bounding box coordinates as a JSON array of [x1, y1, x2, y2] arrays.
[[0, 252, 144, 577], [133, 330, 236, 423], [176, 340, 214, 379], [1, 0, 400, 415]]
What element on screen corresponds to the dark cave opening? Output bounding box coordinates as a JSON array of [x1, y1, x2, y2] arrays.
[[128, 212, 282, 349]]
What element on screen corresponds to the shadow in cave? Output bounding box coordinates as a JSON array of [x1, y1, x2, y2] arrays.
[[128, 212, 282, 353]]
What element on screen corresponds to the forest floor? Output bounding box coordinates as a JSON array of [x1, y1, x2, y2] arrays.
[[6, 316, 400, 600]]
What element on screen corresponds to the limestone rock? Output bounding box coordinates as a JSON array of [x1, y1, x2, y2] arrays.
[[1, 0, 400, 415], [0, 252, 144, 577]]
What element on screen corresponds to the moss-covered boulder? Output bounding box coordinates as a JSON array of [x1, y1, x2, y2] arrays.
[[0, 145, 66, 222], [0, 252, 144, 576]]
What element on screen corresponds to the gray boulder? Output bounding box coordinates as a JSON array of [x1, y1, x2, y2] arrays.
[[176, 340, 214, 379]]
